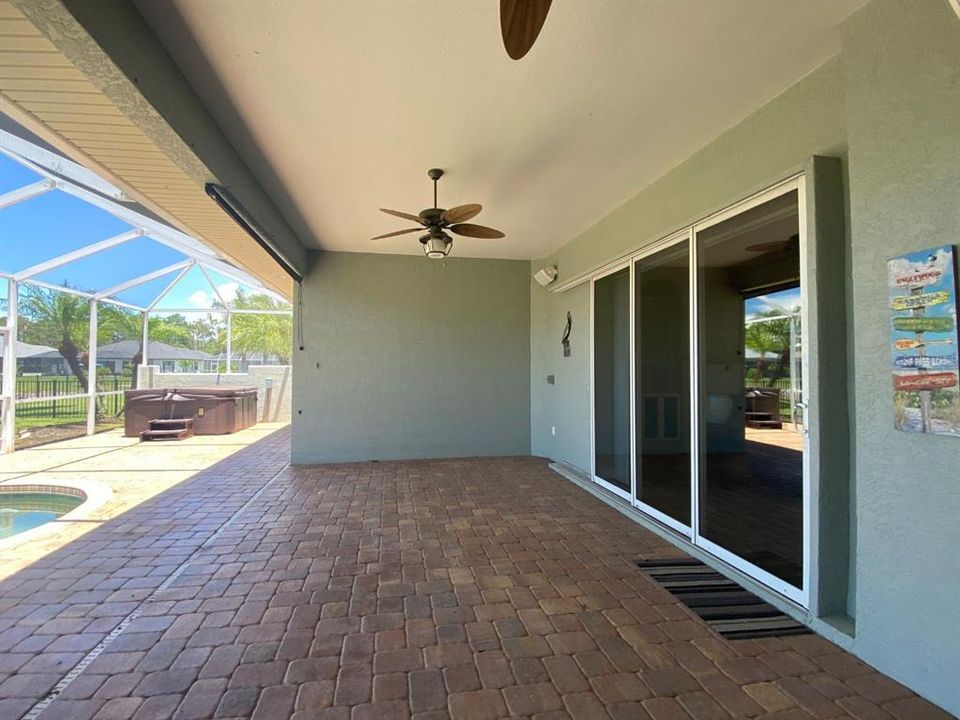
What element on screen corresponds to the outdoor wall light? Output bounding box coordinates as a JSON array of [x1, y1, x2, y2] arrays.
[[534, 265, 558, 286], [422, 233, 452, 259]]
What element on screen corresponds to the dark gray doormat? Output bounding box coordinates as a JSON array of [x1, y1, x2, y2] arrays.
[[636, 558, 811, 640]]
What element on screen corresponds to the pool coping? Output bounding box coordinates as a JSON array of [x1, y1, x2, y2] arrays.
[[0, 478, 113, 552]]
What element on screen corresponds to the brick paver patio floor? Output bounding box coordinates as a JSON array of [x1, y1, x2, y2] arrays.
[[0, 428, 951, 720]]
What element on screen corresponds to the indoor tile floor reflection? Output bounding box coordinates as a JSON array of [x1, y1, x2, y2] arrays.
[[640, 428, 804, 588]]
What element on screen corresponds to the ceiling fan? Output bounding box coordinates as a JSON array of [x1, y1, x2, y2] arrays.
[[746, 233, 800, 254], [373, 168, 505, 258], [500, 0, 553, 60]]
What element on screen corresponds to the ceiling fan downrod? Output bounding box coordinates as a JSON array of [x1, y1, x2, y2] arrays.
[[428, 168, 443, 210]]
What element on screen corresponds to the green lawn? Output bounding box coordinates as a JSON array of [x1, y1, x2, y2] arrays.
[[15, 414, 86, 431], [15, 410, 125, 432]]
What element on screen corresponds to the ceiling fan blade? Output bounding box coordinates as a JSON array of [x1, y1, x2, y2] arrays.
[[380, 208, 422, 223], [501, 0, 552, 60], [746, 239, 796, 253], [449, 223, 505, 239], [371, 227, 422, 240], [441, 203, 482, 225]]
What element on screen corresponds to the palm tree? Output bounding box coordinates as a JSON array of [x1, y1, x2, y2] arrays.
[[98, 305, 144, 388], [229, 290, 292, 367], [18, 284, 90, 389], [745, 308, 795, 385], [147, 313, 195, 349]]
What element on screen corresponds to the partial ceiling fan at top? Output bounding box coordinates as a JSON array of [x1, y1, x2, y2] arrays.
[[373, 168, 505, 259], [501, 0, 553, 60]]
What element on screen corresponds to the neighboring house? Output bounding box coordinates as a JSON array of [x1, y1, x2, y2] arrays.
[[744, 348, 780, 372], [221, 352, 287, 373], [0, 341, 67, 375], [97, 340, 216, 373]]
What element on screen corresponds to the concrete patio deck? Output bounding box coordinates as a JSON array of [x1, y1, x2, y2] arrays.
[[0, 428, 951, 720], [0, 424, 290, 580]]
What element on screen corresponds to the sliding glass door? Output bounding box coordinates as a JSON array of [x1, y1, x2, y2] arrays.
[[633, 237, 691, 532], [592, 265, 632, 498], [694, 188, 806, 602], [590, 179, 809, 605]]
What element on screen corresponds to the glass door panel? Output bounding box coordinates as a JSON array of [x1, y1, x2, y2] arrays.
[[696, 189, 805, 593], [593, 266, 631, 495], [634, 241, 691, 528]]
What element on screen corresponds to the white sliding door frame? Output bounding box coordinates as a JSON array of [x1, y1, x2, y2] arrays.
[[631, 229, 694, 538], [691, 176, 810, 607], [590, 261, 634, 501], [586, 173, 812, 608]]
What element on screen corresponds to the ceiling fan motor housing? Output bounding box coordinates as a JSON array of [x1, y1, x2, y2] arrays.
[[418, 207, 445, 226]]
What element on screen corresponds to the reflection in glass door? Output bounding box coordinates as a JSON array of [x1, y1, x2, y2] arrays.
[[593, 266, 631, 497], [634, 240, 691, 531], [695, 189, 806, 599]]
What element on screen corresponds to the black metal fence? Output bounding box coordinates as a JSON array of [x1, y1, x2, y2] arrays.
[[0, 374, 132, 419]]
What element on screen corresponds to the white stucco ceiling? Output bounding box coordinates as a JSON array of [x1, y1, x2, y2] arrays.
[[136, 0, 863, 260]]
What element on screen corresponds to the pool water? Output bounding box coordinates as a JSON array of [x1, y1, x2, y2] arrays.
[[0, 492, 84, 540]]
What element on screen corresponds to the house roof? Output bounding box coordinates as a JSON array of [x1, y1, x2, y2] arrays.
[[0, 341, 64, 360], [97, 339, 213, 361]]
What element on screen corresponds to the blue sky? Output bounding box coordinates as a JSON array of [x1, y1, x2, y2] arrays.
[[745, 286, 801, 320], [0, 153, 280, 311]]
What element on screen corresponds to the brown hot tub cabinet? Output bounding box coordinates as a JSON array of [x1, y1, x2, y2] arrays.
[[124, 387, 258, 437]]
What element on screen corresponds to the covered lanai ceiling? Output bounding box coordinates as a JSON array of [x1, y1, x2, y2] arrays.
[[135, 0, 864, 260]]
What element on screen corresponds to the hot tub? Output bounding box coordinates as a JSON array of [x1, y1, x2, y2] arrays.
[[124, 387, 258, 437]]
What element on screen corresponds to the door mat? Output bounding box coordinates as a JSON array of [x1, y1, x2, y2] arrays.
[[636, 558, 811, 640]]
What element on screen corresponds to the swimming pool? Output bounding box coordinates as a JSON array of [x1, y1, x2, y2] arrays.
[[0, 488, 86, 540]]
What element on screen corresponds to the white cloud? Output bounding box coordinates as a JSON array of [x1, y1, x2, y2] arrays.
[[888, 247, 953, 287], [186, 282, 240, 308], [217, 282, 240, 304], [187, 289, 211, 307]]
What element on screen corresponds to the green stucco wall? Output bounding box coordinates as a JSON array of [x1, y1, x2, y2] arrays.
[[530, 0, 959, 712], [292, 252, 530, 463], [531, 57, 848, 476], [842, 0, 960, 711]]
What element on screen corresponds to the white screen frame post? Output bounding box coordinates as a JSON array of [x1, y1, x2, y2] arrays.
[[1, 278, 17, 454]]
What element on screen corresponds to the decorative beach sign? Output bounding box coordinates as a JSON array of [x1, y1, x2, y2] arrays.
[[888, 245, 960, 437]]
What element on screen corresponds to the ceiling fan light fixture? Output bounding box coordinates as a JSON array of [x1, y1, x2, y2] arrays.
[[374, 169, 504, 257], [423, 234, 452, 259]]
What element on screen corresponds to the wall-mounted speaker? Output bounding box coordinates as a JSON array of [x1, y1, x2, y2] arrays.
[[534, 265, 558, 287]]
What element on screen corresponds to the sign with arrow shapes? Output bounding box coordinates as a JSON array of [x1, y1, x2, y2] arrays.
[[894, 372, 958, 392], [894, 338, 954, 350], [890, 290, 950, 311], [892, 316, 955, 334], [893, 354, 957, 370], [894, 268, 943, 288]]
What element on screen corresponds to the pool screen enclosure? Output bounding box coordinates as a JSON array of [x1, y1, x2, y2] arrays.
[[0, 125, 292, 454]]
